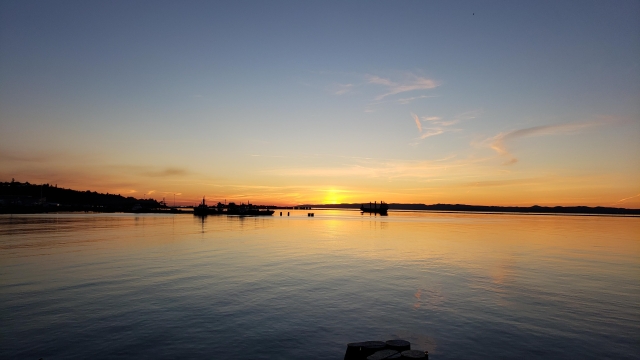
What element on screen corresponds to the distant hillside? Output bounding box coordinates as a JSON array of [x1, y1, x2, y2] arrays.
[[0, 181, 162, 212], [303, 203, 640, 215]]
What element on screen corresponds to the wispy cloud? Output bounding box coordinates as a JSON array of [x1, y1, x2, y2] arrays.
[[266, 156, 490, 180], [334, 83, 354, 95], [364, 94, 438, 113], [250, 154, 288, 158], [160, 191, 182, 196], [412, 113, 422, 133], [411, 116, 445, 142], [0, 149, 59, 163], [461, 177, 546, 188], [424, 116, 453, 125], [487, 120, 607, 165], [367, 74, 440, 101], [147, 168, 188, 177], [396, 95, 436, 105], [412, 112, 446, 140], [325, 71, 439, 112], [420, 128, 445, 139], [424, 110, 480, 126], [104, 165, 191, 178], [613, 193, 640, 205], [411, 110, 480, 142]]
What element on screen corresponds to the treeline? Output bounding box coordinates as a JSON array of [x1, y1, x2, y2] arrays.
[[305, 203, 640, 215], [0, 181, 163, 212]]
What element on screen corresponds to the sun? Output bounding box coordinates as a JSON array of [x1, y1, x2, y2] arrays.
[[322, 189, 343, 204]]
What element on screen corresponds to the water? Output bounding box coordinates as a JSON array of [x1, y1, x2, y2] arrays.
[[1, 210, 638, 359]]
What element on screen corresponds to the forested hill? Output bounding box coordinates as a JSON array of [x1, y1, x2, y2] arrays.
[[0, 181, 161, 208]]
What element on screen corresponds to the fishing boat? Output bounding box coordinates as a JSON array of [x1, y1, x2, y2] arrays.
[[361, 201, 388, 215]]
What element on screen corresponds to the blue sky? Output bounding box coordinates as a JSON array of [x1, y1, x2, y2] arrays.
[[1, 1, 639, 206]]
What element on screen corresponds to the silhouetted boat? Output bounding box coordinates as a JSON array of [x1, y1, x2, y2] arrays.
[[361, 201, 388, 215], [225, 202, 274, 216], [193, 197, 218, 215]]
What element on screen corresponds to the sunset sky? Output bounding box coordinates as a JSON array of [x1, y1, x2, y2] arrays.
[[1, 1, 639, 207]]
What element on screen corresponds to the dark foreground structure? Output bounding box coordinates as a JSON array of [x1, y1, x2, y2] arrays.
[[345, 339, 427, 359]]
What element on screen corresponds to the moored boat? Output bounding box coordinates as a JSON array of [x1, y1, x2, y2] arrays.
[[225, 202, 274, 216], [193, 197, 219, 215], [361, 201, 388, 215]]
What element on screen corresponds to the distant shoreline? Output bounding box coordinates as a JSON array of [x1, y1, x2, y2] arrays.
[[305, 208, 640, 218], [301, 203, 640, 216], [1, 181, 638, 216]]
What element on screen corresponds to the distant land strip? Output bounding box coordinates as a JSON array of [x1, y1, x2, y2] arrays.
[[302, 203, 640, 216], [1, 181, 638, 215]]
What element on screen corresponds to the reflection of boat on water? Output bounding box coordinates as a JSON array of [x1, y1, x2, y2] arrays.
[[361, 201, 388, 215], [193, 197, 219, 216], [226, 202, 274, 216]]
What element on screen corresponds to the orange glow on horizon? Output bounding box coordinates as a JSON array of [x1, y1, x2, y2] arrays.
[[53, 184, 640, 209], [3, 168, 639, 208]]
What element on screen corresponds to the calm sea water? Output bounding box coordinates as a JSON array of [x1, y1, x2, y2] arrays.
[[1, 210, 638, 359]]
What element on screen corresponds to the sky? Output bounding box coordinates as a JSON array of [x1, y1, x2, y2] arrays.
[[1, 0, 639, 207]]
